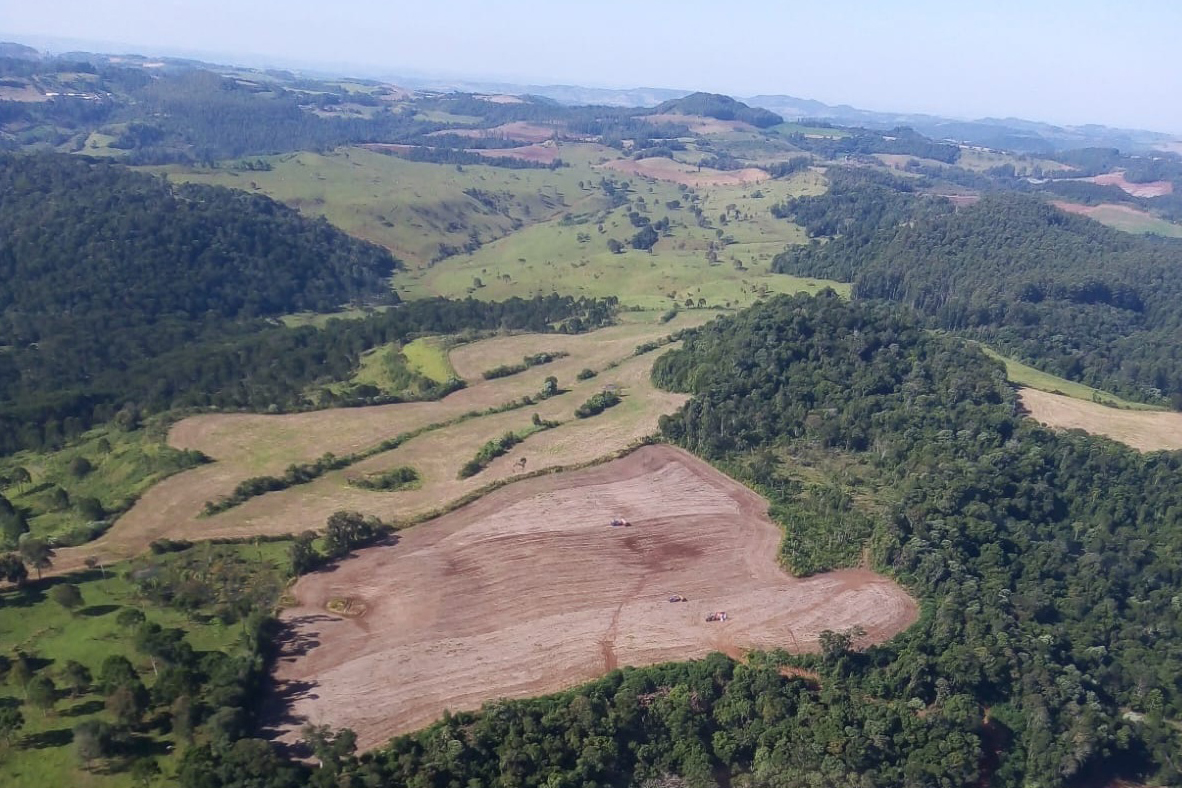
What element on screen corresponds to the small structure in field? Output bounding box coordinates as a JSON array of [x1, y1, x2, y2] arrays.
[[608, 517, 630, 527], [705, 611, 728, 622], [669, 594, 687, 603]]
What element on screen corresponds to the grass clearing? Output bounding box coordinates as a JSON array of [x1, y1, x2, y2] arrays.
[[0, 541, 289, 787], [156, 147, 611, 268], [405, 169, 843, 309], [402, 337, 458, 382], [1051, 201, 1182, 237], [0, 422, 207, 547], [981, 346, 1160, 410]]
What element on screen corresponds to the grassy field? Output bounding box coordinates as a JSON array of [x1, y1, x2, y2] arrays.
[[770, 122, 852, 139], [402, 337, 458, 382], [405, 169, 844, 309], [956, 148, 1073, 175], [0, 422, 206, 547], [1052, 202, 1182, 237], [0, 541, 289, 787], [981, 346, 1161, 410], [158, 147, 613, 268], [157, 145, 842, 309]]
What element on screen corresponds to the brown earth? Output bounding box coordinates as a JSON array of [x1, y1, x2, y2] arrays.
[[1019, 387, 1182, 451], [599, 157, 769, 187], [269, 444, 918, 750], [50, 318, 712, 574], [1081, 171, 1174, 198]]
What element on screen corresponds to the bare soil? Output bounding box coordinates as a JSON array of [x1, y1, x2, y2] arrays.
[[269, 445, 918, 750], [50, 319, 711, 573], [1082, 171, 1174, 198], [1019, 387, 1182, 451]]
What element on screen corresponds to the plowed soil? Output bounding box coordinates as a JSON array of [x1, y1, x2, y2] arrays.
[[1019, 387, 1182, 451], [269, 445, 918, 750]]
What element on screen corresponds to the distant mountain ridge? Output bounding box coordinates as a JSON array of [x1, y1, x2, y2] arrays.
[[2, 39, 1176, 153]]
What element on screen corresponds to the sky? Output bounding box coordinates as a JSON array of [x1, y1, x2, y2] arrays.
[[2, 0, 1179, 133]]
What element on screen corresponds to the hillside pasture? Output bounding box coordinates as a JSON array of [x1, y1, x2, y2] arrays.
[[600, 156, 769, 186], [271, 445, 919, 749], [158, 148, 600, 267], [406, 169, 836, 309], [1051, 200, 1182, 237], [982, 346, 1159, 409]]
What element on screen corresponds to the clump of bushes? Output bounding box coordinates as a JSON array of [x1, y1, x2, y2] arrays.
[[575, 390, 622, 418]]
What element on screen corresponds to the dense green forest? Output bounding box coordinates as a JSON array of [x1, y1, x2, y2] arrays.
[[773, 188, 1182, 405], [651, 292, 1181, 786], [652, 92, 783, 128]]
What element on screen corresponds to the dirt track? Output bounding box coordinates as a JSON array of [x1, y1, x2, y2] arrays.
[[270, 445, 918, 750], [1019, 387, 1182, 451]]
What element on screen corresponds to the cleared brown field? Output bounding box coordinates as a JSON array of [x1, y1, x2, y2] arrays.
[[599, 157, 768, 187], [51, 316, 716, 573], [269, 445, 918, 750], [1019, 387, 1182, 451], [1081, 171, 1174, 198]]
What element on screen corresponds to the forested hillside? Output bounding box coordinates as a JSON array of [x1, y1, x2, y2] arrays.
[[0, 153, 617, 454], [651, 292, 1182, 786], [176, 293, 1181, 787], [774, 190, 1182, 405]]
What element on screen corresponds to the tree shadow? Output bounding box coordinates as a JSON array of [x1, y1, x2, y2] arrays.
[[21, 727, 73, 749], [77, 604, 121, 618], [60, 699, 105, 717]]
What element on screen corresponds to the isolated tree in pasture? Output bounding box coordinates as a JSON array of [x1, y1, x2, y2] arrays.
[[106, 681, 149, 727], [0, 706, 24, 746], [74, 719, 115, 767], [0, 553, 27, 585], [19, 538, 53, 579], [116, 607, 145, 632], [62, 660, 92, 697], [68, 456, 93, 478], [27, 675, 56, 715], [130, 756, 160, 787], [9, 653, 33, 696], [9, 467, 30, 491], [50, 583, 84, 614]]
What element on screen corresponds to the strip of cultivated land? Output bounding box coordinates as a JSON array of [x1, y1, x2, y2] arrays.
[[51, 314, 716, 572], [269, 445, 918, 750], [1019, 387, 1182, 451]]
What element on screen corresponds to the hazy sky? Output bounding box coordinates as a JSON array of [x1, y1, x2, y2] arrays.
[[2, 0, 1179, 132]]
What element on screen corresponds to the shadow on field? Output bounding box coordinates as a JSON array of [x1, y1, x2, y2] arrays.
[[23, 727, 73, 749], [78, 604, 121, 617], [60, 699, 105, 717]]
